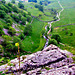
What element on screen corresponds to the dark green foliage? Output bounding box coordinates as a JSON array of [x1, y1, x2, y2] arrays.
[[18, 2, 24, 9], [22, 12, 26, 17], [0, 25, 4, 35], [12, 6, 18, 13], [28, 0, 37, 3], [6, 44, 13, 51], [51, 34, 61, 43], [8, 27, 16, 36], [26, 15, 32, 22], [19, 33, 25, 40], [13, 36, 24, 51], [4, 4, 13, 12], [39, 1, 43, 5], [0, 30, 4, 36], [48, 39, 58, 45], [6, 19, 12, 25], [0, 10, 6, 18], [21, 16, 27, 25], [35, 4, 43, 12], [51, 26, 53, 32], [28, 12, 31, 16], [11, 0, 15, 4], [11, 13, 19, 22], [70, 33, 73, 36], [0, 4, 9, 13], [24, 24, 32, 35], [2, 35, 12, 46], [18, 13, 22, 20], [1, 0, 6, 4], [8, 3, 12, 7], [65, 31, 68, 35]]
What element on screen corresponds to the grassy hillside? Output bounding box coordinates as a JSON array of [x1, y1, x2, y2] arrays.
[[49, 0, 75, 50], [22, 19, 46, 52]]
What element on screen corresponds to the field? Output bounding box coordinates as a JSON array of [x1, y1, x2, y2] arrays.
[[49, 0, 75, 51], [22, 19, 46, 52]]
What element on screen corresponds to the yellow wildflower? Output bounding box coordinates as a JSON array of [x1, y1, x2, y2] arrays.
[[15, 43, 19, 47]]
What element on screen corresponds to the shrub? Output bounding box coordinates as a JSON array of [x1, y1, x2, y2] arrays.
[[2, 35, 12, 46], [0, 10, 6, 18], [8, 27, 16, 36], [19, 33, 25, 40], [26, 15, 32, 22], [24, 24, 32, 35], [6, 44, 13, 51], [0, 45, 4, 53], [18, 2, 24, 9], [21, 17, 27, 25], [51, 34, 61, 43], [0, 30, 4, 36], [70, 33, 73, 36], [48, 39, 58, 45], [6, 19, 12, 25]]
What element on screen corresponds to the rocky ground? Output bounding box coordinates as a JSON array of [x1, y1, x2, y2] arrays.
[[0, 44, 75, 75]]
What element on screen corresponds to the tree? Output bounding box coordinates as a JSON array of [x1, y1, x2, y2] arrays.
[[21, 17, 27, 25], [0, 10, 6, 18], [39, 5, 43, 12], [11, 0, 15, 4], [19, 33, 25, 40], [0, 25, 4, 35], [1, 0, 6, 4], [8, 27, 16, 36], [18, 2, 24, 9], [51, 34, 61, 43], [12, 6, 18, 13], [48, 39, 58, 45], [39, 1, 43, 5], [26, 15, 32, 22], [6, 19, 13, 25], [6, 44, 13, 51], [24, 24, 32, 35]]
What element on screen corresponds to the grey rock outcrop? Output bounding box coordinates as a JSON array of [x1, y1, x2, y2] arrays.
[[0, 44, 75, 75]]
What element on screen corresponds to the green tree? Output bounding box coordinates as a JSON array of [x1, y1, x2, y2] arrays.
[[18, 2, 24, 9], [19, 33, 25, 40], [51, 34, 61, 43], [8, 27, 16, 36], [1, 0, 6, 4], [11, 0, 15, 4], [21, 17, 27, 25], [0, 10, 6, 18], [6, 44, 13, 51], [48, 39, 58, 45], [24, 24, 32, 35]]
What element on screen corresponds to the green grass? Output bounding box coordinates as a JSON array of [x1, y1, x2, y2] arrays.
[[22, 19, 46, 52], [23, 2, 44, 16], [52, 25, 75, 48], [38, 15, 54, 21]]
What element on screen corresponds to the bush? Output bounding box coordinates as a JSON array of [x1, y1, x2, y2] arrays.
[[8, 27, 16, 36], [24, 24, 32, 35], [19, 33, 25, 40], [0, 10, 6, 18], [0, 30, 4, 36], [21, 17, 27, 25], [48, 39, 58, 45], [2, 35, 12, 46], [0, 4, 9, 13], [6, 44, 13, 51], [26, 15, 32, 22], [70, 33, 73, 36], [18, 2, 24, 9], [0, 45, 4, 53], [51, 34, 61, 43], [6, 19, 12, 25], [12, 6, 18, 13]]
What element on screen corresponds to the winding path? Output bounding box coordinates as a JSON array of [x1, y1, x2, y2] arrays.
[[44, 0, 64, 48]]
